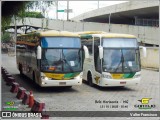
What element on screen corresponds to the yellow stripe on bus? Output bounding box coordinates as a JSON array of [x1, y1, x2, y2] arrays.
[[111, 74, 124, 79], [44, 73, 65, 80]]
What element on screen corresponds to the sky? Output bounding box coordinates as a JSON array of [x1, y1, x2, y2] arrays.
[[44, 1, 128, 20]]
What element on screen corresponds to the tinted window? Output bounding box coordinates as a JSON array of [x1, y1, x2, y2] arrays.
[[103, 38, 138, 48], [41, 37, 81, 48]]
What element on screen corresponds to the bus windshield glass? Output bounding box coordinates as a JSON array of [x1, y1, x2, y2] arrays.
[[103, 49, 140, 73], [102, 38, 138, 48], [41, 37, 81, 48], [41, 49, 82, 73]]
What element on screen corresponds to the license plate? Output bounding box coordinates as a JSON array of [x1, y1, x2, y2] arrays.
[[120, 82, 126, 84], [59, 82, 66, 85]]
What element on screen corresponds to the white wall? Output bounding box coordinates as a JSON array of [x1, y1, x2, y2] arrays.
[[13, 18, 159, 45], [11, 18, 159, 69], [140, 47, 159, 69]]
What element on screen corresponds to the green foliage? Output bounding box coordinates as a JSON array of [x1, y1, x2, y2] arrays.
[[2, 1, 54, 32], [1, 32, 12, 43], [24, 12, 44, 18], [2, 1, 27, 32]]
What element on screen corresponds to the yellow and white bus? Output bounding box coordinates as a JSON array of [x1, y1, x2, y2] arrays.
[[16, 30, 83, 87], [78, 31, 146, 87]]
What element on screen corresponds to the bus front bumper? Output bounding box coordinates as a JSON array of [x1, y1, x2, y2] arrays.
[[40, 78, 82, 87], [99, 78, 140, 87]]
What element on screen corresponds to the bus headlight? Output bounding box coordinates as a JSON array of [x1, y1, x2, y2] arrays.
[[44, 77, 49, 80], [75, 73, 83, 79], [41, 76, 49, 80], [102, 74, 112, 79], [75, 75, 82, 79], [134, 74, 141, 78], [80, 74, 83, 79]]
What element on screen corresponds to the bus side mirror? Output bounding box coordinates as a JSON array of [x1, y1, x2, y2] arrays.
[[139, 46, 147, 58], [37, 46, 42, 59], [99, 46, 103, 59], [83, 45, 89, 59]]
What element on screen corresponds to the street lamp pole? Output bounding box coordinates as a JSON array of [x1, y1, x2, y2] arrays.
[[109, 13, 111, 32], [56, 0, 58, 20], [67, 0, 69, 20], [98, 0, 99, 9], [14, 15, 17, 55]]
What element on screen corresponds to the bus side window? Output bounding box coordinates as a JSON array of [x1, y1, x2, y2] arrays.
[[86, 39, 92, 55], [87, 44, 92, 55], [94, 37, 101, 73]]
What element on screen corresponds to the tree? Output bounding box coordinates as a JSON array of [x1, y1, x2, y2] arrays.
[[2, 1, 54, 32], [1, 32, 11, 43], [25, 12, 44, 18]]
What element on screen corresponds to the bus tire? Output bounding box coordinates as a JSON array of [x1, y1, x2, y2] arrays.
[[19, 64, 23, 76], [33, 72, 38, 84], [32, 72, 35, 81], [33, 72, 40, 88], [87, 72, 94, 87], [65, 86, 72, 89]]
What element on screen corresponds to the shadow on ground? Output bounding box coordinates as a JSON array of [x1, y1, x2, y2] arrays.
[[12, 74, 79, 93], [82, 80, 136, 92]]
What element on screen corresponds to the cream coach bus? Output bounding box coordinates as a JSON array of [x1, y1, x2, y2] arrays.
[[78, 31, 146, 87], [16, 30, 84, 87]]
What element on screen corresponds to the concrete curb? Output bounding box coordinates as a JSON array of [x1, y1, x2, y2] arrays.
[[1, 66, 49, 119]]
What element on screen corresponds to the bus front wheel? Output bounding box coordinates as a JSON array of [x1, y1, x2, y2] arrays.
[[87, 72, 94, 87], [33, 72, 41, 88]]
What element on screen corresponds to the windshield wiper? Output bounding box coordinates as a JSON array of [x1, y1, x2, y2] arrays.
[[114, 49, 133, 73], [114, 49, 123, 72], [62, 50, 74, 72]]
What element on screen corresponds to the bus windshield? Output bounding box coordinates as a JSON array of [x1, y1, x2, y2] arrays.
[[41, 37, 81, 48], [102, 38, 138, 48], [41, 49, 82, 73], [102, 48, 140, 73]]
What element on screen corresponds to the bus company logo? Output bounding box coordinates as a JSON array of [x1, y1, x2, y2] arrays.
[[3, 101, 18, 111], [134, 98, 156, 110], [138, 98, 151, 104], [5, 101, 15, 106]]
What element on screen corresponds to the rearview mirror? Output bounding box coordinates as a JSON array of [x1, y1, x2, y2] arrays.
[[37, 45, 42, 59], [98, 46, 103, 59], [83, 45, 89, 59], [139, 46, 147, 58]]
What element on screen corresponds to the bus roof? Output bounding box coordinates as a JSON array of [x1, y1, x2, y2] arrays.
[[40, 30, 80, 37], [77, 31, 136, 39], [95, 33, 136, 38], [76, 31, 106, 35], [17, 30, 80, 37]]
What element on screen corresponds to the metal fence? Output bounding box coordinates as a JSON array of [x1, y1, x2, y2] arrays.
[[135, 18, 159, 27]]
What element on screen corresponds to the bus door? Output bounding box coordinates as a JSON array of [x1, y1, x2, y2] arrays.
[[93, 37, 102, 85]]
